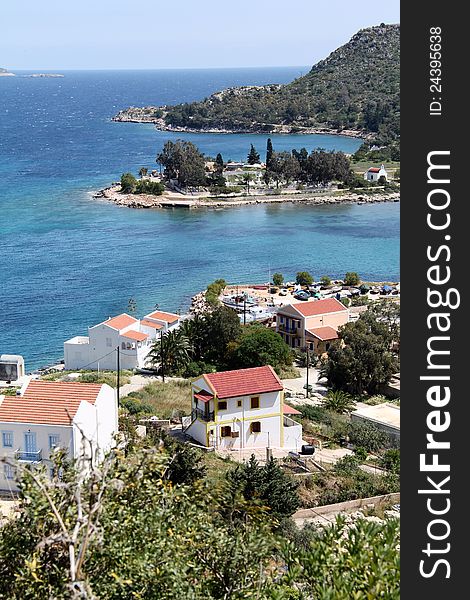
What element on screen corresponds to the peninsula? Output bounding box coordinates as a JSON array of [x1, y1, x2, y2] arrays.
[[0, 67, 15, 77], [113, 24, 399, 146]]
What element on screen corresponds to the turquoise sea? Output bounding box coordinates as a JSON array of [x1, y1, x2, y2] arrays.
[[0, 69, 399, 370]]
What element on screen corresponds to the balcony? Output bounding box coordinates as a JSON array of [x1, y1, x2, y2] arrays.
[[277, 323, 300, 334], [15, 449, 43, 463], [192, 408, 215, 423]]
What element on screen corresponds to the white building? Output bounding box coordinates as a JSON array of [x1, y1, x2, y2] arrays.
[[364, 164, 388, 182], [184, 365, 303, 451], [0, 380, 118, 491], [0, 354, 25, 384], [64, 310, 181, 371]]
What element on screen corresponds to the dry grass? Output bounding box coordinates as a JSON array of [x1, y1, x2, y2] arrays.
[[41, 370, 132, 388], [127, 379, 192, 419]]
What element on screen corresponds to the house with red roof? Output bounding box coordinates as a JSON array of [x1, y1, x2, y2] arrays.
[[183, 365, 303, 451], [0, 380, 117, 491], [364, 164, 388, 182], [64, 309, 181, 371], [276, 298, 348, 354]]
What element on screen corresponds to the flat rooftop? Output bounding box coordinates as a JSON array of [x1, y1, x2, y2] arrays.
[[352, 403, 400, 431]]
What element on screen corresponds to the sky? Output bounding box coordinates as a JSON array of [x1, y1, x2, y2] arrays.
[[2, 0, 400, 70]]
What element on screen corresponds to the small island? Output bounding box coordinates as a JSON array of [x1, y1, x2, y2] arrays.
[[0, 67, 15, 77], [26, 73, 64, 78]]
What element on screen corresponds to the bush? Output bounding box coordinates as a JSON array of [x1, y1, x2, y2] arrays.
[[182, 361, 217, 378], [296, 271, 314, 286], [344, 271, 360, 286], [120, 172, 137, 193], [347, 420, 390, 452], [135, 179, 165, 195]]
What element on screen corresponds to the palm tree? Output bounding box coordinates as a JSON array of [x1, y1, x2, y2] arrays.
[[179, 316, 206, 361], [139, 167, 148, 179], [242, 173, 255, 194], [321, 390, 356, 414], [146, 330, 192, 381]]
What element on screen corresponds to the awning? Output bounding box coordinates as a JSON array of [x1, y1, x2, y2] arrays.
[[194, 390, 214, 403], [283, 404, 301, 415]]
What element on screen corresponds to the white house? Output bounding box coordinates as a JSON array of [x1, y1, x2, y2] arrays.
[[184, 365, 303, 451], [364, 164, 388, 182], [0, 354, 25, 384], [64, 310, 181, 371], [0, 380, 118, 491]]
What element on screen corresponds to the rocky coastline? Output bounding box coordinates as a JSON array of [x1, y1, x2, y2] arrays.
[[111, 107, 368, 139], [93, 183, 399, 210]]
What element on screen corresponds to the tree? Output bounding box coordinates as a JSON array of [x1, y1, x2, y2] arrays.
[[226, 455, 300, 519], [215, 152, 224, 173], [146, 329, 192, 377], [347, 420, 390, 452], [320, 275, 332, 286], [120, 172, 137, 193], [202, 305, 242, 365], [321, 390, 356, 414], [156, 140, 206, 188], [321, 313, 399, 395], [162, 435, 207, 485], [380, 448, 400, 474], [266, 138, 273, 168], [138, 167, 148, 179], [344, 271, 360, 286], [241, 172, 255, 194], [272, 272, 284, 286], [230, 324, 292, 370], [247, 144, 260, 165], [296, 271, 314, 286]]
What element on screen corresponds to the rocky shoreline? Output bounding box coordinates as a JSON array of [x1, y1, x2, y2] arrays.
[[111, 107, 368, 139], [93, 184, 400, 210]]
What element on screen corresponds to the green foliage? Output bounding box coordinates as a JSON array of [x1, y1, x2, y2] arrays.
[[146, 329, 192, 377], [226, 455, 300, 519], [120, 396, 154, 415], [321, 312, 398, 395], [380, 448, 400, 474], [340, 297, 350, 307], [321, 390, 356, 414], [247, 143, 260, 164], [182, 360, 217, 378], [229, 324, 292, 370], [320, 275, 331, 286], [125, 379, 191, 419], [344, 271, 360, 286], [162, 436, 208, 485], [296, 271, 314, 286], [347, 420, 391, 452], [205, 278, 227, 305], [215, 152, 224, 172], [202, 305, 242, 366], [138, 167, 148, 178], [120, 172, 137, 193], [157, 139, 206, 188], [272, 272, 284, 286], [135, 179, 165, 195], [163, 25, 400, 144], [266, 138, 274, 168]]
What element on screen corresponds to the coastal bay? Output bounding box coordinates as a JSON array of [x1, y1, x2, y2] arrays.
[[0, 69, 399, 369]]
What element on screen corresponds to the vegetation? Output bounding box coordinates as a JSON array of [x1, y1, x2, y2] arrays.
[[120, 172, 137, 193], [296, 271, 314, 286], [272, 272, 284, 286], [0, 439, 400, 599], [320, 275, 331, 286], [321, 390, 356, 414], [161, 25, 400, 145], [134, 179, 165, 195], [247, 143, 260, 164], [204, 278, 227, 306], [321, 309, 398, 395], [41, 370, 132, 388], [230, 324, 293, 371], [344, 271, 360, 286], [122, 379, 191, 419], [146, 330, 192, 380], [157, 139, 206, 188]]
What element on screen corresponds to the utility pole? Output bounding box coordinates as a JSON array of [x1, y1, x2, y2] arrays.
[[160, 332, 165, 383], [116, 346, 120, 408], [243, 296, 246, 325], [305, 346, 309, 399]]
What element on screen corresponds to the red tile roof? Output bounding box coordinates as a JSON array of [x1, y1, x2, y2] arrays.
[[121, 330, 148, 342], [205, 366, 283, 399], [145, 311, 180, 324], [306, 326, 339, 341], [283, 404, 301, 415], [101, 314, 138, 331], [368, 167, 381, 173], [194, 390, 214, 403], [289, 298, 347, 318], [141, 319, 164, 330], [0, 380, 104, 425]]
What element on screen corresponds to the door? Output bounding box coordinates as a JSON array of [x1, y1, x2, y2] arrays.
[[24, 432, 37, 454]]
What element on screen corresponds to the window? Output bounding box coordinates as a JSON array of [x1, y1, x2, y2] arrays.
[[122, 342, 126, 350], [221, 426, 232, 438], [106, 337, 112, 347], [250, 421, 261, 433], [2, 431, 13, 448], [237, 400, 242, 407], [49, 434, 60, 450], [250, 396, 260, 409], [218, 401, 227, 410], [4, 464, 14, 480]]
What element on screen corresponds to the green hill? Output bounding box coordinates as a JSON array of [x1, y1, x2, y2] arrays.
[[114, 24, 399, 144]]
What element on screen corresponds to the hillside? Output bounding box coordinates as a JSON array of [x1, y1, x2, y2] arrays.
[[114, 24, 399, 142]]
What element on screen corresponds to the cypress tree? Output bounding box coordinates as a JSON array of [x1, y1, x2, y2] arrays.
[[266, 138, 274, 168], [247, 144, 260, 165]]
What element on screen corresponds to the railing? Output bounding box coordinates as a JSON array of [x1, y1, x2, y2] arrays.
[[192, 408, 215, 422], [15, 449, 43, 462], [277, 323, 299, 334]]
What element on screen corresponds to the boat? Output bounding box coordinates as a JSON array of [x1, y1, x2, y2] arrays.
[[221, 294, 258, 312]]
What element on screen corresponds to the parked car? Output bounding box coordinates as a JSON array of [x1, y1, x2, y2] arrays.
[[294, 291, 310, 301], [279, 288, 288, 296]]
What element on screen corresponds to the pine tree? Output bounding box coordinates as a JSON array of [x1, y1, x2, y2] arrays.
[[215, 153, 224, 173], [247, 144, 260, 165], [266, 138, 273, 168]]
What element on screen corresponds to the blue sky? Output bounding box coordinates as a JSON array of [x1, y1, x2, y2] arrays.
[[2, 0, 399, 70]]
